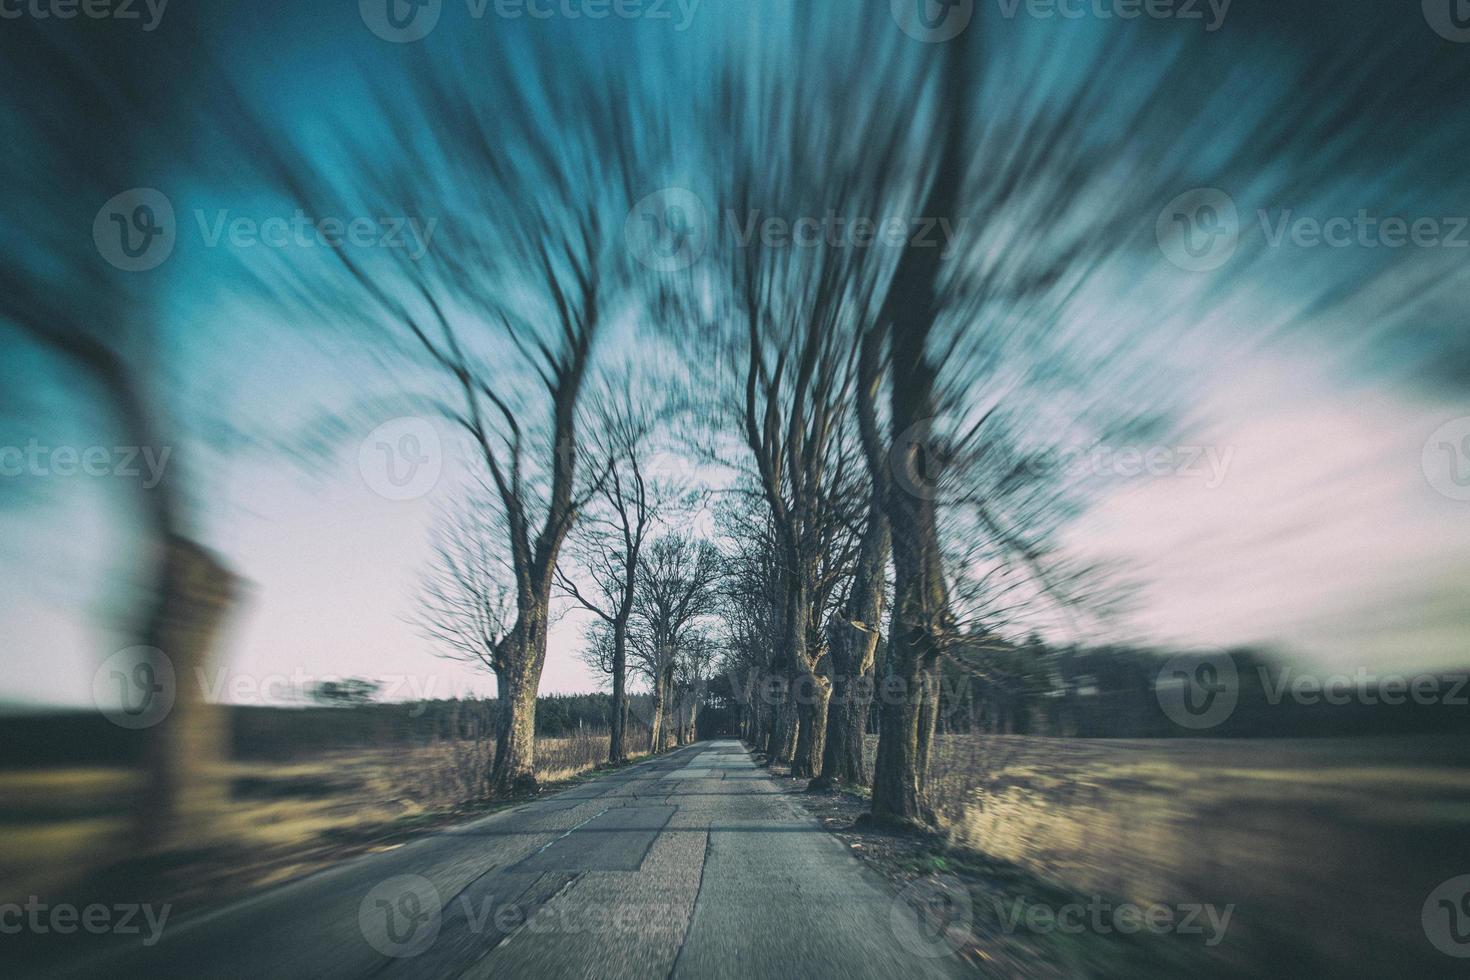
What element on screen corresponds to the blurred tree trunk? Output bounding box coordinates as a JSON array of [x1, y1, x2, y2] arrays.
[[867, 38, 971, 829], [10, 326, 243, 854], [136, 537, 239, 850]]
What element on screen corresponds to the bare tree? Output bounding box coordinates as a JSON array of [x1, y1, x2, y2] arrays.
[[672, 629, 717, 745], [714, 502, 785, 745], [629, 535, 723, 753], [556, 393, 657, 764], [218, 42, 664, 794]]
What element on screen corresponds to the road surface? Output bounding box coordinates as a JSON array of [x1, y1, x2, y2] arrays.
[[49, 740, 964, 979]]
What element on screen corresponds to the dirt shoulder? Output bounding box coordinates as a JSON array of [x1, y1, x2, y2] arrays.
[[760, 754, 1240, 979]]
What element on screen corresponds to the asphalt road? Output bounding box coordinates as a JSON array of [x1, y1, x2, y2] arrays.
[[50, 740, 965, 979]]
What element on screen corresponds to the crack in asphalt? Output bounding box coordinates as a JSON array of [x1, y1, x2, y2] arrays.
[[664, 830, 712, 980]]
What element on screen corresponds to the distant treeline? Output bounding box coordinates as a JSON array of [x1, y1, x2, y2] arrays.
[[928, 635, 1470, 738], [11, 645, 1466, 770], [0, 693, 655, 768]]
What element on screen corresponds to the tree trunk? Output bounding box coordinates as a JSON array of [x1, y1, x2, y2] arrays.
[[790, 672, 830, 779], [660, 665, 678, 750], [492, 674, 538, 795], [813, 670, 874, 789], [609, 622, 628, 764], [777, 579, 811, 768], [812, 493, 888, 790], [916, 661, 941, 783], [491, 612, 549, 796], [649, 670, 666, 754], [135, 535, 239, 852], [867, 37, 969, 830], [776, 691, 799, 765], [759, 672, 783, 758], [870, 470, 950, 827], [870, 627, 929, 825]]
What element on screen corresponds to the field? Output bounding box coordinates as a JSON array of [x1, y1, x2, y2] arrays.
[[892, 734, 1470, 975], [0, 730, 645, 907], [8, 730, 1468, 974]]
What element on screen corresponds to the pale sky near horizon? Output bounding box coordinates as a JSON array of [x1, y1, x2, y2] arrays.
[[6, 316, 1470, 711]]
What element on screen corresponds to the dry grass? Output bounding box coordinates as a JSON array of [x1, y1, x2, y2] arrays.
[[0, 729, 648, 907], [897, 734, 1470, 975]]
